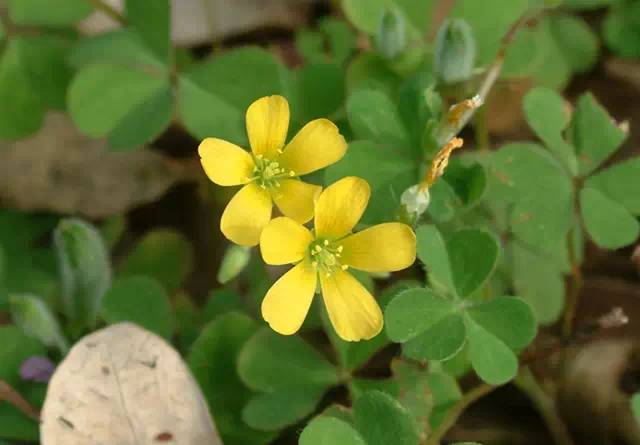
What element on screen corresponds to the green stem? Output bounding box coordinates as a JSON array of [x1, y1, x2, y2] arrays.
[[561, 228, 583, 339], [474, 104, 490, 150], [514, 367, 575, 445], [86, 0, 127, 25], [424, 383, 495, 445]]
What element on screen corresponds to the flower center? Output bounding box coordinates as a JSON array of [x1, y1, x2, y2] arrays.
[[251, 155, 295, 189], [309, 239, 348, 276]]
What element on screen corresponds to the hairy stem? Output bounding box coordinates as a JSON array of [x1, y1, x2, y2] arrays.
[[424, 383, 495, 445], [86, 0, 127, 25], [0, 380, 40, 422], [514, 367, 575, 445]]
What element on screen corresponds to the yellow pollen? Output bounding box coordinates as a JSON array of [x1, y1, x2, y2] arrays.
[[323, 240, 329, 246], [314, 245, 322, 253], [341, 265, 349, 270], [337, 246, 343, 253], [289, 171, 295, 177]]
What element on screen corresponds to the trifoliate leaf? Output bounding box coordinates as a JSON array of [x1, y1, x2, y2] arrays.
[[580, 187, 640, 249]]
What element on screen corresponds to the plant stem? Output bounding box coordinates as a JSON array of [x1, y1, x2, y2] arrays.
[[0, 380, 40, 421], [474, 104, 490, 150], [424, 383, 495, 445], [562, 228, 583, 339], [86, 0, 127, 25], [514, 367, 575, 445]]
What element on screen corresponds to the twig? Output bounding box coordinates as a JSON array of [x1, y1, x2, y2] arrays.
[[424, 383, 495, 445], [0, 380, 40, 422], [562, 228, 583, 339], [85, 0, 127, 25], [514, 368, 575, 445]]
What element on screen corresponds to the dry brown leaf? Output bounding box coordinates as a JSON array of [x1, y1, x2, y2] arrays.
[[0, 113, 190, 218], [80, 0, 313, 46], [41, 322, 222, 445]]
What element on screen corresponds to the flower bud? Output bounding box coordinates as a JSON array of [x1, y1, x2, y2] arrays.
[[217, 245, 251, 284], [375, 7, 407, 60], [434, 18, 476, 84]]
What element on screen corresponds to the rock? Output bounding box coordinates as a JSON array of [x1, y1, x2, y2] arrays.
[[40, 323, 222, 445]]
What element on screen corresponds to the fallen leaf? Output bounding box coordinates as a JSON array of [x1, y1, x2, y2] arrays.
[[41, 322, 222, 445], [80, 0, 313, 46], [0, 113, 191, 218]]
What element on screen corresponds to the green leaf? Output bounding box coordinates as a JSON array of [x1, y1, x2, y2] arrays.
[[243, 386, 326, 431], [433, 18, 476, 84], [0, 326, 45, 384], [523, 87, 576, 174], [325, 141, 417, 225], [300, 416, 367, 445], [68, 64, 171, 148], [126, 0, 170, 63], [386, 288, 465, 361], [108, 85, 173, 150], [54, 218, 111, 331], [394, 0, 437, 33], [101, 276, 174, 339], [0, 40, 45, 139], [320, 18, 357, 65], [187, 313, 274, 445], [487, 143, 573, 245], [443, 159, 487, 209], [9, 0, 92, 26], [297, 62, 345, 122], [201, 289, 244, 324], [603, 1, 640, 58], [427, 371, 461, 428], [416, 225, 454, 292], [586, 157, 640, 215], [342, 0, 386, 34], [569, 93, 627, 176], [354, 391, 419, 445], [632, 393, 640, 423], [119, 229, 194, 292], [549, 14, 598, 73], [346, 52, 402, 97], [467, 297, 537, 351], [238, 328, 338, 392], [9, 294, 68, 353], [347, 89, 410, 147], [511, 242, 565, 324], [391, 360, 433, 437], [178, 47, 289, 144], [466, 318, 518, 385], [580, 187, 640, 249], [451, 0, 528, 64], [427, 180, 461, 223], [448, 229, 499, 298], [69, 30, 163, 69]]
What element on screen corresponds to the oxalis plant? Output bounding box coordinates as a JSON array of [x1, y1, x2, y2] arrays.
[[0, 0, 639, 445]]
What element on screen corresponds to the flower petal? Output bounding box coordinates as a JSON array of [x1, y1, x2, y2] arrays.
[[260, 217, 314, 265], [273, 179, 322, 224], [280, 119, 347, 175], [246, 95, 290, 159], [320, 270, 383, 342], [262, 261, 317, 335], [315, 177, 370, 240], [221, 183, 272, 246], [340, 223, 416, 272], [198, 138, 255, 186]]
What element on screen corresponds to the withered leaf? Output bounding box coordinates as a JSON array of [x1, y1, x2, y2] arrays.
[[0, 113, 191, 218]]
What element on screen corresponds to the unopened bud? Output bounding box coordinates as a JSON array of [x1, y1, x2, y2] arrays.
[[375, 7, 407, 60], [434, 18, 477, 84], [217, 245, 251, 284], [401, 184, 431, 220]]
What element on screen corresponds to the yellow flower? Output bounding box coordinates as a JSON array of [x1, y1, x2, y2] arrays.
[[198, 95, 347, 246], [259, 177, 417, 341]]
